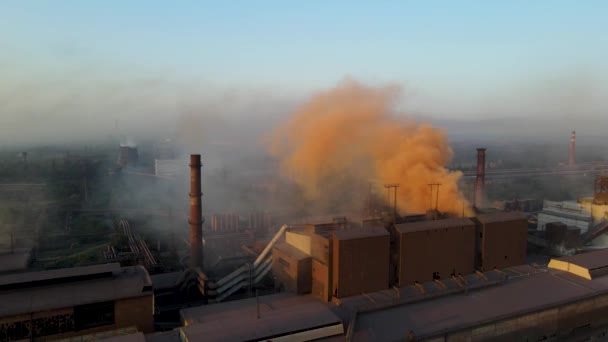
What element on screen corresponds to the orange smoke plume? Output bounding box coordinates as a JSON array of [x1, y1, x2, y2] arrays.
[[270, 79, 472, 215]]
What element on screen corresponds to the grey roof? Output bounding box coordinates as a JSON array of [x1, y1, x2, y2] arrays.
[[0, 264, 152, 317], [475, 211, 528, 224], [395, 218, 475, 234], [144, 330, 180, 342], [553, 248, 608, 271], [180, 293, 342, 342], [99, 332, 146, 342], [0, 263, 120, 287], [332, 227, 389, 240], [351, 265, 608, 341]]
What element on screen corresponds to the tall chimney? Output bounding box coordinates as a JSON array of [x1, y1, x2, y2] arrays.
[[475, 148, 486, 208], [569, 130, 576, 167], [189, 154, 203, 269]]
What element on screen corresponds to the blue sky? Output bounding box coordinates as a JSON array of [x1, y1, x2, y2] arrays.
[[1, 1, 607, 128]]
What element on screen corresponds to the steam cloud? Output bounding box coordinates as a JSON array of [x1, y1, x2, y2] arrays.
[[269, 79, 472, 215]]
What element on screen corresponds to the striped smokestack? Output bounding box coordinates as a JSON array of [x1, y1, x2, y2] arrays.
[[189, 154, 203, 269], [569, 131, 576, 167]]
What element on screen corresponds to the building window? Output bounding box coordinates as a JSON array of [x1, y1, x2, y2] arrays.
[[74, 301, 115, 331], [1, 313, 74, 340]]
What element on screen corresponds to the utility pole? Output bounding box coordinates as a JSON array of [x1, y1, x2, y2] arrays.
[[384, 184, 400, 221], [427, 183, 442, 211]]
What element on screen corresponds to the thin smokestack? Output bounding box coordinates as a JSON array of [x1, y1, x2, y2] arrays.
[[475, 148, 486, 208], [569, 130, 576, 167], [189, 154, 203, 269]]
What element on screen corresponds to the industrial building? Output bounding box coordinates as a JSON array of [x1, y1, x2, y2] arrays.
[[393, 218, 476, 286], [0, 263, 154, 341], [179, 293, 344, 341], [348, 249, 608, 341], [271, 242, 312, 294], [474, 212, 528, 270], [332, 228, 390, 298]]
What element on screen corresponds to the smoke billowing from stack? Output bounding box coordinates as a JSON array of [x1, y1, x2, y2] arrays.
[[269, 79, 472, 215], [569, 130, 576, 167], [189, 154, 203, 269], [475, 148, 486, 208]]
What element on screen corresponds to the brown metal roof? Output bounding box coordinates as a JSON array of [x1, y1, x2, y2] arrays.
[[552, 248, 608, 271], [351, 266, 608, 341], [180, 293, 342, 342], [332, 227, 389, 240], [475, 211, 528, 224], [394, 218, 475, 234]]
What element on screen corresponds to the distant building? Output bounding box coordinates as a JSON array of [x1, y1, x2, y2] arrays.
[[154, 159, 186, 178], [0, 263, 153, 341], [118, 145, 139, 168], [537, 200, 594, 233]]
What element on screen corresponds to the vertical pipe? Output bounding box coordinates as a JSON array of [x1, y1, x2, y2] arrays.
[[189, 154, 203, 269], [475, 148, 486, 208], [569, 130, 576, 167]]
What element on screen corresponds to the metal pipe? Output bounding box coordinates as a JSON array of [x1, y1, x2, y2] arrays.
[[475, 148, 486, 208], [189, 154, 204, 269]]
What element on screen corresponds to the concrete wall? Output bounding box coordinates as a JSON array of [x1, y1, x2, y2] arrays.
[[312, 259, 331, 302], [272, 246, 312, 294], [115, 295, 154, 333], [398, 224, 475, 286], [285, 231, 312, 255], [332, 233, 389, 298], [477, 218, 527, 270]]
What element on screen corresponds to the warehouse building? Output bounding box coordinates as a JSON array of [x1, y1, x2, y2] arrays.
[[0, 263, 154, 341], [331, 228, 390, 298], [393, 218, 476, 286], [348, 248, 608, 341], [179, 293, 344, 341], [474, 212, 528, 270]]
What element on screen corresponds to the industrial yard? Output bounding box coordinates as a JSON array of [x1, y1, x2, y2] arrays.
[[1, 130, 608, 341], [2, 2, 608, 341]]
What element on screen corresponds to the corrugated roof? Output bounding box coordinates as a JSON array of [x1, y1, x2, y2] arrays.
[[180, 293, 342, 342], [0, 265, 151, 316], [332, 227, 389, 241], [0, 263, 120, 288], [273, 242, 310, 260], [549, 248, 608, 274], [352, 266, 608, 341], [395, 218, 475, 234], [475, 211, 528, 224]]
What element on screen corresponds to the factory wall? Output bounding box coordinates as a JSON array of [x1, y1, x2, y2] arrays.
[[272, 244, 312, 294], [332, 231, 390, 298], [0, 295, 154, 341], [425, 293, 608, 342], [312, 259, 331, 302], [397, 223, 475, 286], [475, 215, 527, 270], [285, 231, 312, 255], [114, 295, 155, 333]]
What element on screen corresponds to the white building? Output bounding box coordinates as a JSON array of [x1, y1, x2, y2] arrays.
[[154, 159, 187, 178], [537, 200, 593, 233]]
